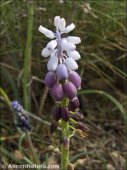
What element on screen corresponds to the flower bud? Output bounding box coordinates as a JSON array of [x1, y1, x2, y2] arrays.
[[47, 56, 58, 71], [77, 122, 89, 132], [63, 81, 77, 99], [50, 121, 58, 134], [56, 64, 68, 80], [69, 97, 80, 111], [52, 83, 64, 101], [63, 23, 75, 33], [62, 38, 76, 51], [41, 47, 51, 57], [71, 111, 83, 120], [47, 40, 57, 51], [44, 71, 56, 88], [67, 50, 81, 60], [68, 71, 81, 89], [59, 18, 66, 32], [75, 129, 88, 138], [53, 106, 61, 121], [38, 25, 55, 39], [61, 107, 70, 121], [54, 16, 60, 27], [67, 36, 81, 44], [11, 101, 23, 112], [65, 58, 78, 70]]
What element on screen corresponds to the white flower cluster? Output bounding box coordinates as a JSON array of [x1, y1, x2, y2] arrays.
[[38, 16, 81, 71]]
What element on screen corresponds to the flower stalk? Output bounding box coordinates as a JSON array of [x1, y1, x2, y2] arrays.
[[61, 120, 69, 170]]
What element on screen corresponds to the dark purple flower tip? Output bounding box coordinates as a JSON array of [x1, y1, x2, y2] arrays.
[[16, 113, 32, 131], [61, 107, 70, 121], [62, 137, 70, 149], [56, 64, 68, 80], [77, 122, 90, 132], [68, 71, 81, 89], [63, 81, 77, 100], [69, 97, 80, 111], [53, 106, 61, 121], [71, 111, 83, 120], [51, 83, 64, 101], [50, 121, 58, 134], [44, 71, 56, 88]]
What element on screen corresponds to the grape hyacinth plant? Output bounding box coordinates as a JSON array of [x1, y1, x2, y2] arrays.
[[39, 16, 88, 170], [11, 101, 40, 165], [11, 101, 32, 131]]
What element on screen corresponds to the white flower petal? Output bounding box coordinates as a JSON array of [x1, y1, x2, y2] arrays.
[[50, 49, 57, 58], [41, 47, 51, 57], [67, 36, 81, 44], [38, 25, 55, 39], [67, 50, 81, 60], [63, 23, 75, 33], [47, 56, 58, 71], [65, 57, 78, 70], [54, 16, 61, 28], [62, 38, 76, 51], [59, 18, 66, 32], [47, 40, 57, 51]]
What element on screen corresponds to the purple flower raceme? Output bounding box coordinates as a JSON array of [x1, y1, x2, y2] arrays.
[[11, 101, 32, 131], [39, 16, 88, 136]]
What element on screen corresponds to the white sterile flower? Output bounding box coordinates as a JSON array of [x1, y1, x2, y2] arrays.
[[41, 47, 51, 57], [67, 50, 81, 60], [67, 36, 81, 44], [47, 56, 58, 71], [54, 16, 61, 27], [63, 23, 75, 33], [58, 18, 66, 32], [62, 38, 76, 51], [38, 25, 55, 39], [50, 49, 57, 58], [47, 40, 57, 51], [65, 57, 78, 70]]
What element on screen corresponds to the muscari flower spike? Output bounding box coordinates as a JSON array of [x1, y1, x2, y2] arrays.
[[11, 101, 32, 131], [39, 16, 88, 135]]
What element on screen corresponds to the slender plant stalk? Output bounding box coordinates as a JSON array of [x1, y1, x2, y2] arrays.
[[23, 4, 40, 165], [23, 3, 33, 111], [61, 120, 69, 170], [26, 131, 40, 165], [61, 98, 70, 170]]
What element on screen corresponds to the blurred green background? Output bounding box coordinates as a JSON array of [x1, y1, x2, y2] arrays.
[[0, 0, 126, 170]]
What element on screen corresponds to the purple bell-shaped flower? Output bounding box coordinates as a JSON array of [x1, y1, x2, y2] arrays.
[[44, 71, 56, 88], [52, 83, 64, 101], [56, 64, 68, 80], [63, 81, 77, 99], [68, 71, 81, 89], [61, 107, 70, 121], [69, 97, 80, 111]]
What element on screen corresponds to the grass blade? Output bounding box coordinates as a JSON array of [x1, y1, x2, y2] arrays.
[[78, 89, 127, 126], [23, 3, 33, 111]]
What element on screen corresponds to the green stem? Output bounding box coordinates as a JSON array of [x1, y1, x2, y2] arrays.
[[26, 131, 40, 165], [61, 120, 69, 170], [23, 3, 33, 111], [61, 98, 70, 170]]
